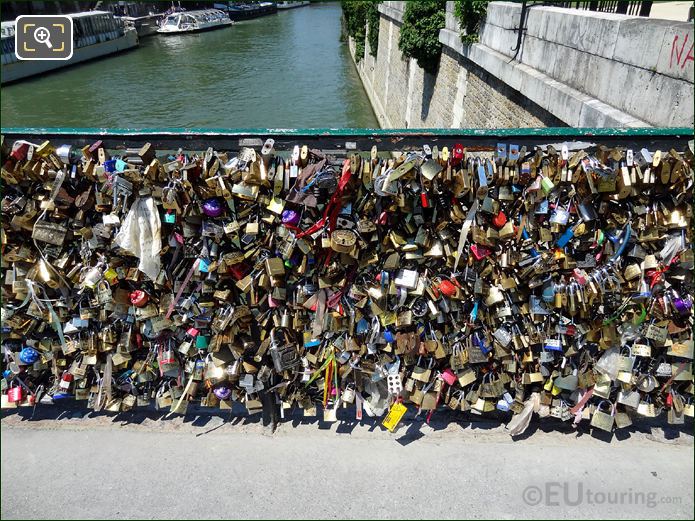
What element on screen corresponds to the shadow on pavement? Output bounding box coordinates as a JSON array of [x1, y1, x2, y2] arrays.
[[2, 401, 692, 444]]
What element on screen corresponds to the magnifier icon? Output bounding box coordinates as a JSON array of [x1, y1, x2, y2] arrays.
[[33, 26, 53, 49]]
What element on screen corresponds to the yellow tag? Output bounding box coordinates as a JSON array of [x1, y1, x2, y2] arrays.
[[382, 402, 407, 432], [103, 268, 119, 285], [266, 197, 285, 215], [379, 311, 397, 327]]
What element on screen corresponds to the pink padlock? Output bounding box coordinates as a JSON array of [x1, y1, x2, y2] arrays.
[[129, 290, 149, 307], [186, 327, 199, 337], [471, 244, 492, 260], [441, 368, 457, 386]]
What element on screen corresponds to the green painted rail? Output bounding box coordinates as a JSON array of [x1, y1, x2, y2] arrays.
[[2, 127, 693, 136], [2, 127, 693, 154]]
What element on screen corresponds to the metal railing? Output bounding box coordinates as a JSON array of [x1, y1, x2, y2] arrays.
[[551, 1, 653, 17]]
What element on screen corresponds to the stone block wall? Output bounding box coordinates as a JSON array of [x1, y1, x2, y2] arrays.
[[480, 2, 694, 127], [347, 1, 694, 128], [451, 48, 565, 128]]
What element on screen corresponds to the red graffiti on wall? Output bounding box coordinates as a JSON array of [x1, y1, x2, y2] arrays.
[[670, 33, 694, 70]]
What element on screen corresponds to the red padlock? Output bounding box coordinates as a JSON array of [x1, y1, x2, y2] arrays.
[[10, 142, 29, 162], [7, 385, 23, 403], [420, 192, 430, 208], [451, 143, 465, 166], [439, 279, 458, 298], [129, 290, 149, 307], [492, 211, 507, 229], [59, 372, 74, 390]]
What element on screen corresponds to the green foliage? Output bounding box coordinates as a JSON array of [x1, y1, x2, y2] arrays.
[[341, 1, 368, 62], [355, 38, 366, 61], [454, 0, 487, 44], [398, 0, 446, 74], [341, 1, 382, 61], [341, 1, 367, 38], [366, 2, 381, 58]]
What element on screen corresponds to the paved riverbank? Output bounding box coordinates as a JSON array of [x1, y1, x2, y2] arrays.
[[2, 411, 692, 519]]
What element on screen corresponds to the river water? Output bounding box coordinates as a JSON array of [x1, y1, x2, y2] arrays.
[[1, 3, 378, 128]]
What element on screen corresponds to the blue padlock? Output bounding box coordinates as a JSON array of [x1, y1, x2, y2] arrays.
[[103, 159, 116, 173], [355, 318, 369, 335], [19, 346, 39, 365], [556, 227, 575, 248], [542, 283, 555, 303]]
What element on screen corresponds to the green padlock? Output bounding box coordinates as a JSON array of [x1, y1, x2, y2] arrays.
[[195, 335, 208, 350], [540, 175, 555, 195]]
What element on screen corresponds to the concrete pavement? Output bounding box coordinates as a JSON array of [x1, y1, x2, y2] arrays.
[[1, 410, 693, 519]]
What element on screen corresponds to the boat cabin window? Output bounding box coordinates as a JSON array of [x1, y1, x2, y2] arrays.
[[1, 23, 18, 64], [2, 35, 17, 64], [95, 16, 105, 38], [72, 14, 124, 48], [164, 15, 180, 27], [1, 24, 15, 39]]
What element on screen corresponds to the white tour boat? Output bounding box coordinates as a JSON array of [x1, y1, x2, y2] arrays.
[[277, 2, 310, 9], [157, 9, 233, 35], [1, 11, 138, 85]]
